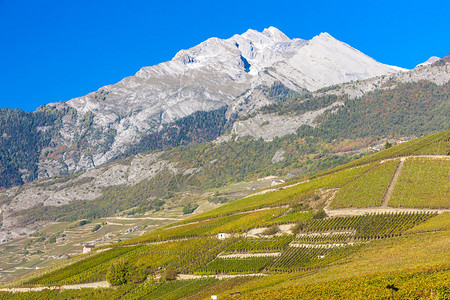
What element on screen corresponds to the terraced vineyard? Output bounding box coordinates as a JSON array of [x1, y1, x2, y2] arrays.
[[389, 158, 450, 208], [406, 212, 450, 233], [294, 232, 353, 244], [25, 238, 232, 285], [196, 256, 274, 274], [25, 246, 142, 285], [303, 212, 436, 239], [269, 245, 354, 272], [130, 278, 218, 300], [237, 264, 450, 300], [225, 236, 294, 252], [330, 160, 399, 208], [183, 276, 254, 300], [0, 131, 449, 299], [267, 211, 313, 225], [119, 208, 288, 245]]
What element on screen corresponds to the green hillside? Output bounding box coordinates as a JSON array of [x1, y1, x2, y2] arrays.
[[1, 131, 449, 299], [283, 80, 450, 139]]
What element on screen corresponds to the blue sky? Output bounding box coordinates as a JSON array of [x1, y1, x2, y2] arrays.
[[0, 0, 449, 111]]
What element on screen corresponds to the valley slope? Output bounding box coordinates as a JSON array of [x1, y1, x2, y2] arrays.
[[0, 130, 448, 299]]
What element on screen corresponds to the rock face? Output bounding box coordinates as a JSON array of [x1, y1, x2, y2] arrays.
[[230, 101, 344, 141], [259, 32, 405, 92], [41, 27, 404, 176]]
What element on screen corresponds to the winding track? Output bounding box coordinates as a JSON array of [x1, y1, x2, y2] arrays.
[[0, 281, 110, 292]]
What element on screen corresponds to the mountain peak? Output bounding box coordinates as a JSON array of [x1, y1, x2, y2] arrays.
[[415, 56, 441, 68], [262, 26, 290, 41], [55, 27, 406, 176], [241, 27, 291, 44], [318, 32, 333, 38], [312, 32, 340, 43]]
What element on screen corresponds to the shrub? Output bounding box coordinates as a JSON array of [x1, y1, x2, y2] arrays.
[[263, 225, 279, 235], [312, 209, 328, 219], [183, 203, 199, 214], [78, 220, 90, 226], [106, 259, 129, 286], [165, 269, 178, 281], [127, 265, 147, 284], [291, 221, 306, 234]]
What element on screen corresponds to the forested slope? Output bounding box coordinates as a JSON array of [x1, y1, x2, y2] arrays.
[[0, 107, 68, 188]]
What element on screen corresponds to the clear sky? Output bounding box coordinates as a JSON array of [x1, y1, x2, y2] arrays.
[[1, 0, 449, 111]]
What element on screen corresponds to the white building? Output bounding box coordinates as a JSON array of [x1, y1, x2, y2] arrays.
[[217, 233, 230, 240], [82, 244, 95, 254]]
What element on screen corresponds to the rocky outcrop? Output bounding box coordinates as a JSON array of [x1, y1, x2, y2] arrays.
[[229, 101, 344, 141]]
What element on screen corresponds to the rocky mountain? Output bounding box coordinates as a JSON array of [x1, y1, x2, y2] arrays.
[[230, 56, 450, 141], [35, 27, 404, 178]]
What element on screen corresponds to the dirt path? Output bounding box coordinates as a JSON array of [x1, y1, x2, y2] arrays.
[[382, 158, 405, 207], [60, 281, 110, 290], [290, 243, 353, 248], [217, 252, 281, 259], [324, 207, 449, 217], [177, 273, 266, 280], [106, 217, 183, 221], [0, 281, 110, 293]]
